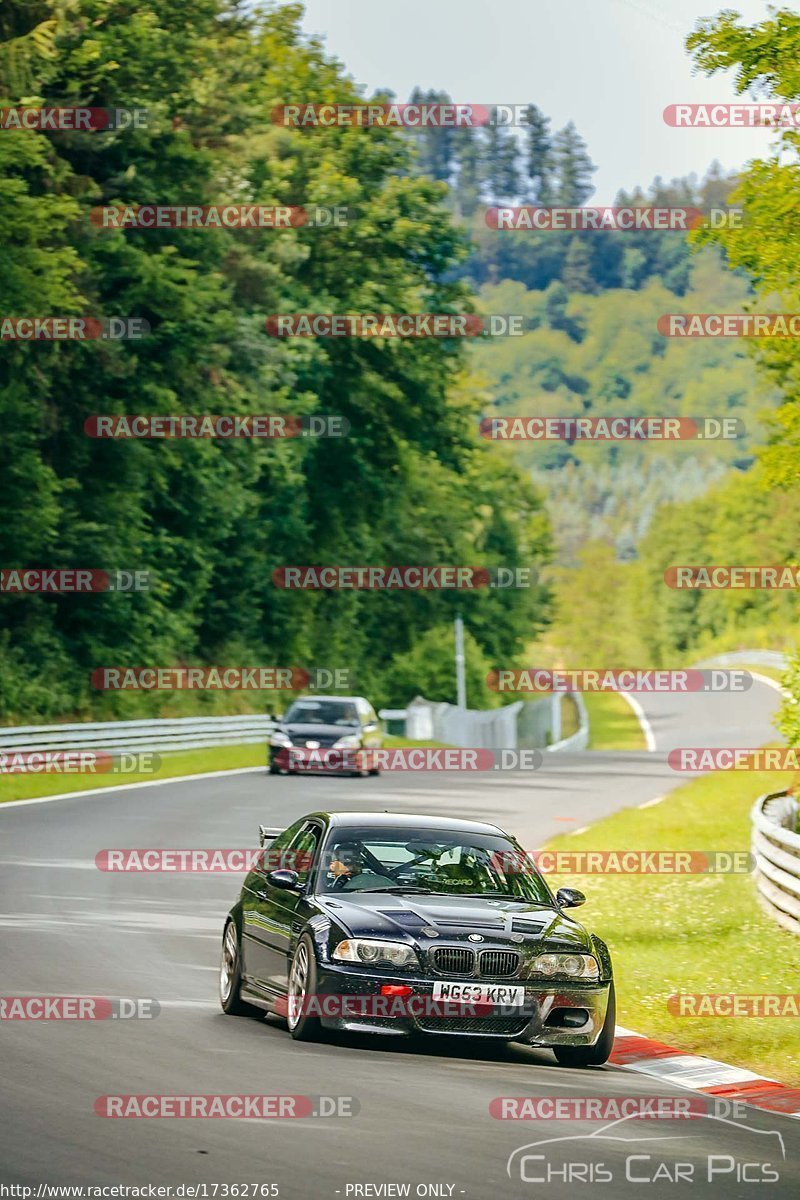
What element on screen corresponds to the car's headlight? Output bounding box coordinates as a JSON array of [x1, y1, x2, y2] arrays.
[[332, 735, 361, 749], [531, 953, 599, 980], [269, 732, 293, 748], [332, 938, 418, 969]]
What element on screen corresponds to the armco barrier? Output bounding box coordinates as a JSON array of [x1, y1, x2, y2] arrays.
[[0, 714, 275, 757], [751, 790, 800, 936], [404, 693, 588, 752], [546, 692, 589, 753], [404, 696, 524, 749], [0, 694, 589, 762]]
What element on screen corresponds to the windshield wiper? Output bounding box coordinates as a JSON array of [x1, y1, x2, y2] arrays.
[[358, 886, 440, 894], [452, 891, 517, 899]]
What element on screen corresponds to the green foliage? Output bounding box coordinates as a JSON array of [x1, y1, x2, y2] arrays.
[[688, 10, 800, 497], [467, 251, 772, 561], [778, 653, 800, 749], [0, 1, 551, 721], [381, 624, 498, 710], [547, 470, 800, 670]]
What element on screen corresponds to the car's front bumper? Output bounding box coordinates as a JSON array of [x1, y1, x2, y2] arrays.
[[313, 962, 611, 1044], [269, 745, 358, 774]]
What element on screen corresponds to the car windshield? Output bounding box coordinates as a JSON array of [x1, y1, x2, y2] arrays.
[[319, 826, 553, 904], [284, 700, 359, 726]]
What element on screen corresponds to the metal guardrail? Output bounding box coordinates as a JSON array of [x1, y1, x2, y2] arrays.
[[0, 714, 275, 756], [546, 692, 589, 753], [404, 693, 589, 752], [751, 790, 800, 936]]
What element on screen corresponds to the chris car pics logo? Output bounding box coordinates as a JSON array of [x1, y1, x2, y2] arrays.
[[506, 1113, 784, 1184]]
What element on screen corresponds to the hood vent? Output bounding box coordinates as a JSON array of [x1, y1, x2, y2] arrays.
[[511, 917, 547, 935], [377, 909, 426, 927]]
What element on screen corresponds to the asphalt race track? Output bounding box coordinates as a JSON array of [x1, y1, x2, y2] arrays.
[[2, 678, 798, 1197]]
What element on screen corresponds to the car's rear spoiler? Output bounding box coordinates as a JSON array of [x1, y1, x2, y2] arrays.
[[259, 825, 282, 847]]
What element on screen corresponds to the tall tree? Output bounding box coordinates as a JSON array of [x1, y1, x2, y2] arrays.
[[0, 0, 552, 720], [482, 111, 521, 200], [687, 5, 800, 743], [452, 123, 483, 216], [552, 121, 596, 205], [522, 104, 554, 203]]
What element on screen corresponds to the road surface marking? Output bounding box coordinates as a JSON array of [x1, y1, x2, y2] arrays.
[[618, 692, 657, 751]]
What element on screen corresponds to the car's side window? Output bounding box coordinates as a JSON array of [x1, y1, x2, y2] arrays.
[[262, 820, 305, 874], [285, 822, 322, 884]]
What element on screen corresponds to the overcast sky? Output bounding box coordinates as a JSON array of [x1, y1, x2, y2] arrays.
[[299, 0, 781, 203]]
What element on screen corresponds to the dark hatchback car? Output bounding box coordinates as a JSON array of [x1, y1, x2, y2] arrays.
[[268, 696, 383, 777], [219, 812, 616, 1066]]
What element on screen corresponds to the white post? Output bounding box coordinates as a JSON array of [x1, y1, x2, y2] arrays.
[[455, 614, 467, 709]]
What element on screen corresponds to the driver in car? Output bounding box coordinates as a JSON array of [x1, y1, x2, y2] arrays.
[[327, 842, 360, 888], [325, 842, 395, 891]]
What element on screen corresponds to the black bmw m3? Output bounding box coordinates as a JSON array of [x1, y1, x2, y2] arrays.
[[219, 811, 616, 1066]]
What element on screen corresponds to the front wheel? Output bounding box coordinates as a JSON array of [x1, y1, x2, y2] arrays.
[[287, 935, 322, 1041], [219, 920, 262, 1017], [553, 982, 616, 1067]]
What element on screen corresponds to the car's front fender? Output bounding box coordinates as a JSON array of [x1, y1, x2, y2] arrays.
[[590, 933, 613, 982]]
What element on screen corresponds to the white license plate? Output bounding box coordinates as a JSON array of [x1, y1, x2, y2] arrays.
[[431, 981, 525, 1006]]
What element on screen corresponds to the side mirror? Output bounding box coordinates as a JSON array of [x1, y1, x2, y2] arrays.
[[266, 869, 300, 891], [556, 887, 586, 909]]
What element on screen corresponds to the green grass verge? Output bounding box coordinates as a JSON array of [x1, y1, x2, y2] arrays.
[[559, 694, 580, 741], [0, 743, 265, 804], [583, 691, 647, 750], [543, 767, 800, 1085], [0, 733, 453, 804]]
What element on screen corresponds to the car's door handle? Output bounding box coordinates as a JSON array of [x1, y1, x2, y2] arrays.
[[256, 888, 269, 900]]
